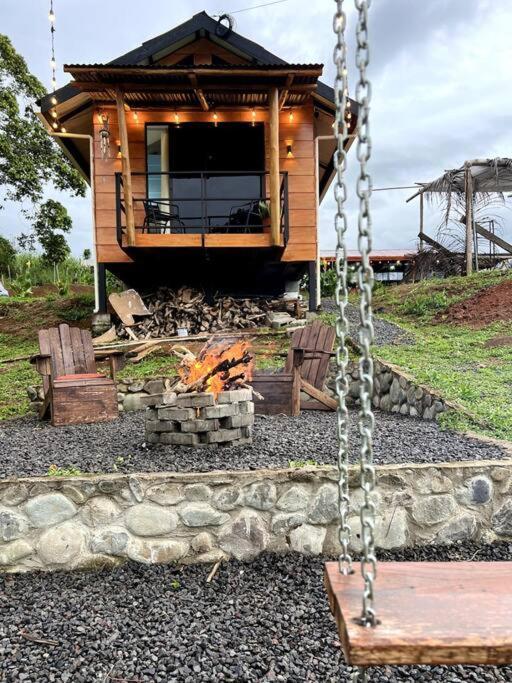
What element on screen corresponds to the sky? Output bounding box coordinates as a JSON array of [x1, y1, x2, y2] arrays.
[[1, 0, 511, 256]]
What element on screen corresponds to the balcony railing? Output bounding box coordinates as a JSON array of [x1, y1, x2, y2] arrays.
[[115, 171, 289, 248]]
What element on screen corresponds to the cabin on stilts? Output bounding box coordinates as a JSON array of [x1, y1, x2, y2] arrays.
[[37, 11, 357, 312]]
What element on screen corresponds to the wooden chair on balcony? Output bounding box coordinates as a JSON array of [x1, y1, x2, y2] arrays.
[[225, 200, 263, 233], [31, 323, 121, 426], [142, 199, 185, 234]]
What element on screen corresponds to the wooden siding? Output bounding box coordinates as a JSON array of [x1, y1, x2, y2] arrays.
[[93, 103, 317, 264]]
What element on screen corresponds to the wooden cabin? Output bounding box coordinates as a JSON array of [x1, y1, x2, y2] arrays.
[[38, 12, 356, 312]]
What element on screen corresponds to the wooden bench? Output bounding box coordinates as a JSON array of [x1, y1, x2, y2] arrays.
[[31, 323, 121, 426]]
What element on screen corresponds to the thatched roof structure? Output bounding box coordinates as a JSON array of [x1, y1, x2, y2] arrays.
[[414, 158, 512, 197]]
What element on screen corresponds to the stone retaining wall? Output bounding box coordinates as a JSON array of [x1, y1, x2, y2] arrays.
[[1, 460, 511, 573], [326, 359, 448, 420]]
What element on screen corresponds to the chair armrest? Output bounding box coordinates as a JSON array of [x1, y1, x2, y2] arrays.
[[30, 353, 50, 364], [32, 356, 52, 376]]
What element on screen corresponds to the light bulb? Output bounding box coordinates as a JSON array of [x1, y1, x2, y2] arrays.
[[50, 59, 56, 68], [174, 112, 180, 126], [49, 10, 55, 21], [289, 109, 294, 122], [60, 126, 67, 133], [52, 121, 58, 129], [50, 96, 57, 106], [213, 112, 218, 127], [51, 109, 57, 118], [251, 109, 256, 126], [133, 111, 139, 122]]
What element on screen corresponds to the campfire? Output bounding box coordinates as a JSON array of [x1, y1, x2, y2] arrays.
[[174, 337, 254, 397]]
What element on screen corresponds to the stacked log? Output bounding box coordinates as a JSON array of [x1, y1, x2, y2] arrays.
[[115, 287, 276, 340]]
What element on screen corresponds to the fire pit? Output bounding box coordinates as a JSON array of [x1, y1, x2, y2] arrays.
[[145, 388, 254, 446], [146, 336, 256, 446]]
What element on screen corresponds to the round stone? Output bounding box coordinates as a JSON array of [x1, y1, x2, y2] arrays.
[[90, 527, 130, 556], [307, 484, 338, 524], [0, 508, 29, 542], [244, 481, 277, 511], [411, 494, 457, 526], [218, 511, 268, 560], [276, 485, 309, 512], [81, 497, 121, 526], [38, 522, 86, 565], [125, 504, 178, 536], [24, 493, 77, 528], [289, 524, 326, 555], [179, 503, 229, 527], [214, 486, 242, 511]]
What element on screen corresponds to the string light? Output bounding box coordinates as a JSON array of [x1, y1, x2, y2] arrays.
[[48, 0, 65, 133]]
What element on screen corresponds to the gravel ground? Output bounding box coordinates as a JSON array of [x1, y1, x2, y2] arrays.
[[322, 300, 414, 347], [1, 540, 511, 682], [0, 409, 507, 479]]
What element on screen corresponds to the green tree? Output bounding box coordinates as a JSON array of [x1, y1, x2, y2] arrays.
[[0, 235, 16, 273], [0, 34, 86, 206], [31, 199, 72, 265]]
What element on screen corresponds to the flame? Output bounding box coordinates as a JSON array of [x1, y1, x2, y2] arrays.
[[178, 339, 254, 398]]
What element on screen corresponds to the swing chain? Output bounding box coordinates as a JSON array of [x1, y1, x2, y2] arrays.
[[333, 0, 353, 576], [351, 667, 369, 683], [354, 0, 377, 629]]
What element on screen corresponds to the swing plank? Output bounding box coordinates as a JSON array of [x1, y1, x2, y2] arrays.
[[324, 561, 512, 666]]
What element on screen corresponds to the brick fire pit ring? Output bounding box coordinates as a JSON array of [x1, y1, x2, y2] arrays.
[[145, 388, 254, 446]]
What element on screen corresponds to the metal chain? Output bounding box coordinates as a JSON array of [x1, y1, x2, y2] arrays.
[[352, 667, 369, 683], [354, 0, 377, 629], [333, 0, 353, 576]]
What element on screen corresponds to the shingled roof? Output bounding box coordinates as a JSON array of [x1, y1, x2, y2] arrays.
[[39, 10, 335, 112]]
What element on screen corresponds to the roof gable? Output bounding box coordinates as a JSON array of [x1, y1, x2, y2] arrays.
[[40, 11, 334, 112]]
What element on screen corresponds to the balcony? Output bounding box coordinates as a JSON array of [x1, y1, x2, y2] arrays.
[[115, 171, 289, 249]]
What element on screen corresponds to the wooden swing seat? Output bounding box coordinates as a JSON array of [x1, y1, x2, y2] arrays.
[[324, 561, 512, 666]]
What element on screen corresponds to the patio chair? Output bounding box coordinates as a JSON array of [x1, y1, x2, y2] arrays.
[[226, 200, 262, 233], [142, 200, 185, 234], [31, 323, 122, 426]]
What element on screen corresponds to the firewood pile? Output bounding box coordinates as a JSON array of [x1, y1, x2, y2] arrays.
[[114, 287, 276, 340]]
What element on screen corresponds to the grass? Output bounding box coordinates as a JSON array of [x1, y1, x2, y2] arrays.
[[370, 270, 512, 322], [376, 321, 512, 441], [0, 333, 39, 420], [369, 270, 512, 441]]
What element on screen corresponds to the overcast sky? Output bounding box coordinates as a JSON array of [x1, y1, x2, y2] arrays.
[[1, 0, 511, 256]]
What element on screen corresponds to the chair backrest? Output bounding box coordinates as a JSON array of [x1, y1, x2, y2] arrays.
[[284, 319, 336, 389], [38, 323, 96, 379]]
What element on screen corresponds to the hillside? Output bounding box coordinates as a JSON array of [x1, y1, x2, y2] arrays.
[[369, 270, 512, 440]]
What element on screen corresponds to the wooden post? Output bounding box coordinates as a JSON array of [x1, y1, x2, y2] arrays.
[[268, 87, 281, 246], [115, 89, 136, 247], [464, 164, 473, 276], [419, 193, 424, 251], [291, 348, 304, 416]]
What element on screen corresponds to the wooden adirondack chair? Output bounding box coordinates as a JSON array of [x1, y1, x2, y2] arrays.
[[252, 319, 336, 415], [31, 323, 120, 426], [286, 319, 336, 410]]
